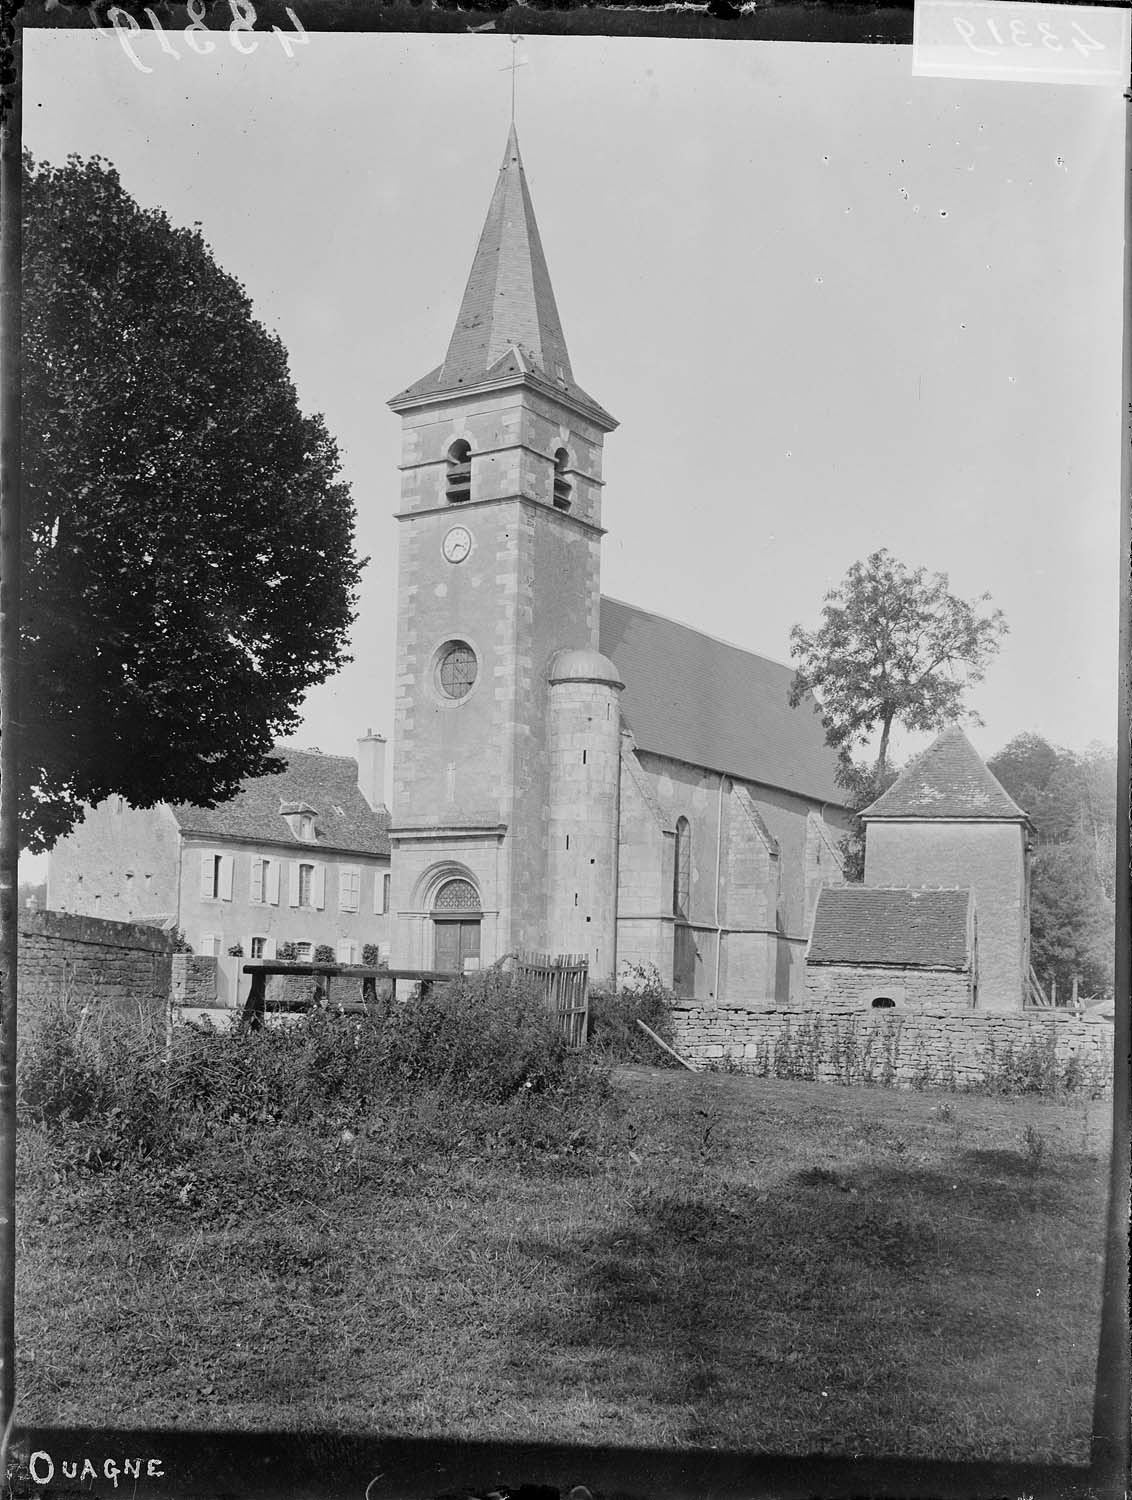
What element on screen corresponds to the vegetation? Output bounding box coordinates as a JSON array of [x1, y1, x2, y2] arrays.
[[789, 550, 1008, 781], [587, 965, 682, 1065], [20, 154, 364, 851], [988, 734, 1116, 998], [15, 1030, 1108, 1461]]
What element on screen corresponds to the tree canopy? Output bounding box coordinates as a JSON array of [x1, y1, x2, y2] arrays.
[[19, 154, 364, 851], [988, 734, 1116, 996], [789, 549, 1008, 779]]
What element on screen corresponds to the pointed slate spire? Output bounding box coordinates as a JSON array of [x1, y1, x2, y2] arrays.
[[391, 128, 615, 427], [861, 724, 1030, 822]]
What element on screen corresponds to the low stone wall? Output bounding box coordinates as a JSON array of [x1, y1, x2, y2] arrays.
[[18, 910, 173, 1038], [171, 953, 219, 1008], [669, 1001, 1115, 1092]]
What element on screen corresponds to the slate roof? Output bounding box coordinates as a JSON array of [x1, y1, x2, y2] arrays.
[[862, 725, 1029, 822], [389, 127, 615, 429], [807, 886, 973, 968], [171, 750, 390, 857], [599, 598, 846, 806]]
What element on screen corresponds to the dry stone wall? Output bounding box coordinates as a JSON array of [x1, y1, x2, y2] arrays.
[[18, 910, 172, 1038], [669, 1001, 1114, 1092], [805, 964, 972, 1009]]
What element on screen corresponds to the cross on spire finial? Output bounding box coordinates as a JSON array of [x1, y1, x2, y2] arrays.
[[500, 34, 526, 124]]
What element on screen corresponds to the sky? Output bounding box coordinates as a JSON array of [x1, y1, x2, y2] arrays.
[[20, 28, 1126, 873]]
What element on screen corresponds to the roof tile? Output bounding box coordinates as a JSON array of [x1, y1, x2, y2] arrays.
[[808, 886, 973, 968], [862, 725, 1028, 821], [171, 750, 389, 857]]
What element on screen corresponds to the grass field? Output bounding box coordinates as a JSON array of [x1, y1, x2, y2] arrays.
[[15, 1065, 1109, 1463]]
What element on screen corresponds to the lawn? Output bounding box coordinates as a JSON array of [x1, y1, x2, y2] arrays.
[[15, 1064, 1109, 1463]]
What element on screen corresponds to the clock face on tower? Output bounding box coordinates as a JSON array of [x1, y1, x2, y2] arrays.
[[442, 526, 472, 564]]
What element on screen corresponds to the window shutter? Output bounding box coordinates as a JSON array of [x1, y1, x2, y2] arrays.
[[374, 871, 382, 915], [250, 860, 264, 905], [264, 936, 277, 960], [339, 867, 360, 913], [288, 862, 300, 907], [199, 852, 215, 898], [220, 855, 234, 901], [313, 864, 326, 910], [267, 861, 280, 905]]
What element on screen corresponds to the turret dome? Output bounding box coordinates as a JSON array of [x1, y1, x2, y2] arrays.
[[547, 648, 624, 689]]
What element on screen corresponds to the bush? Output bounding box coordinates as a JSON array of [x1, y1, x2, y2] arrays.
[[362, 943, 381, 967], [313, 944, 336, 964], [18, 970, 615, 1179], [587, 966, 680, 1065]]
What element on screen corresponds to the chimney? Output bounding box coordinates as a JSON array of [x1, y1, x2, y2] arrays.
[[356, 729, 387, 813]]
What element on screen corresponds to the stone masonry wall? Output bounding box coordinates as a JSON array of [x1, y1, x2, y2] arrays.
[[171, 953, 219, 1008], [669, 1002, 1114, 1091], [18, 910, 173, 1038], [805, 963, 972, 1009]]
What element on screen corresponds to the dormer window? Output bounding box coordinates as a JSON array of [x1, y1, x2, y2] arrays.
[[552, 448, 572, 511], [280, 800, 318, 842], [446, 439, 472, 504]]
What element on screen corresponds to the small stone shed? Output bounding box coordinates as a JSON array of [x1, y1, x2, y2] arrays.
[[805, 885, 977, 1010]]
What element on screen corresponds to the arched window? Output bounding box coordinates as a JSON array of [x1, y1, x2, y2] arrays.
[[436, 640, 477, 700], [552, 448, 572, 511], [446, 439, 472, 504], [673, 817, 691, 921], [432, 877, 482, 972], [871, 996, 896, 1009]]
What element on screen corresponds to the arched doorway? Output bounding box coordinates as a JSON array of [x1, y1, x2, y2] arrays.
[[432, 876, 482, 972]]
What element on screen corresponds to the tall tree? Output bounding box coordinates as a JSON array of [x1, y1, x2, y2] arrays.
[[789, 549, 1008, 779], [988, 733, 1117, 996], [19, 154, 364, 851]]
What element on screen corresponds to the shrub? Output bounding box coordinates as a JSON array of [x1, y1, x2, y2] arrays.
[[313, 944, 336, 964], [588, 965, 680, 1065], [362, 943, 381, 967], [277, 942, 298, 961]]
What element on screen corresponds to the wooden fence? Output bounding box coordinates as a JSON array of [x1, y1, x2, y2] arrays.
[[515, 951, 589, 1049]]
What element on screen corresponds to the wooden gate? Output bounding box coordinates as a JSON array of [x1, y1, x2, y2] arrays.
[[516, 951, 589, 1048]]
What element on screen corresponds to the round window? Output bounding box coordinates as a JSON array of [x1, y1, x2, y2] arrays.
[[437, 641, 477, 700]]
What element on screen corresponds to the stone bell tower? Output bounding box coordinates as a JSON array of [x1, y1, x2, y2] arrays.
[[386, 126, 620, 974]]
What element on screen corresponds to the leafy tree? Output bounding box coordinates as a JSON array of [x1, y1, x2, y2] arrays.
[[19, 154, 363, 851], [789, 549, 1008, 779], [988, 733, 1116, 997], [830, 754, 899, 883]]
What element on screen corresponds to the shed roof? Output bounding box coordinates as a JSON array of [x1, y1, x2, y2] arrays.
[[862, 725, 1028, 822], [171, 750, 390, 857], [598, 598, 846, 806], [807, 885, 973, 968]]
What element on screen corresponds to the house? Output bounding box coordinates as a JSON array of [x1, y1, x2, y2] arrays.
[[47, 734, 392, 1007], [384, 125, 852, 1000], [803, 726, 1032, 1012]]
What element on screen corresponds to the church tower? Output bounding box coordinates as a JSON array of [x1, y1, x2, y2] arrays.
[[387, 127, 621, 975]]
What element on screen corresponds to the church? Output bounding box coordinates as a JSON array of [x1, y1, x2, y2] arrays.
[[385, 126, 850, 1003]]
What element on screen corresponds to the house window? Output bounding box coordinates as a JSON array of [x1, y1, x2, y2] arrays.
[[249, 936, 267, 959], [339, 868, 361, 913], [200, 934, 222, 958], [382, 872, 391, 915], [446, 439, 472, 503], [437, 641, 477, 700], [200, 852, 233, 902], [299, 814, 315, 842], [337, 939, 358, 965], [250, 857, 276, 905], [552, 448, 572, 510], [295, 941, 313, 961], [673, 817, 691, 921], [298, 863, 314, 908]]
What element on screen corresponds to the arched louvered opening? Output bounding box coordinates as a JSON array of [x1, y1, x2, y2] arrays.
[[552, 448, 572, 511], [446, 439, 472, 503]]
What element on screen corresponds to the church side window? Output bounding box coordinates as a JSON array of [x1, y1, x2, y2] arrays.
[[673, 817, 691, 921], [446, 439, 472, 504], [552, 448, 572, 511]]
